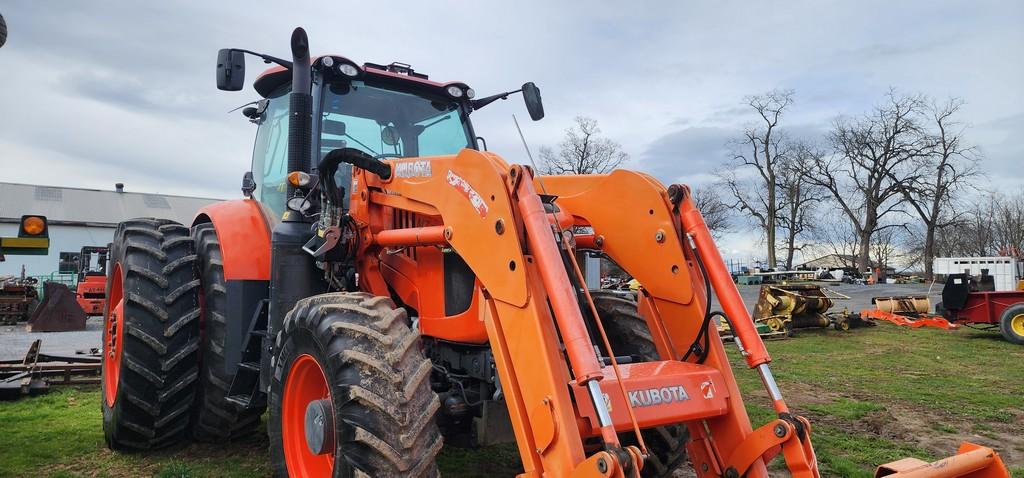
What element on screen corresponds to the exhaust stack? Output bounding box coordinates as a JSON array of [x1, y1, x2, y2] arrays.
[[285, 27, 312, 213]]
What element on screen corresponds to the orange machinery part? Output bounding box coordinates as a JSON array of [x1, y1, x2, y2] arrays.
[[76, 276, 106, 315], [514, 166, 621, 448], [874, 442, 1009, 478], [860, 309, 959, 330], [193, 199, 272, 281]]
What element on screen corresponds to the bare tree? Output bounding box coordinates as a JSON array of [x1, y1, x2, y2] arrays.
[[991, 190, 1024, 256], [934, 192, 999, 257], [870, 223, 911, 272], [807, 218, 860, 269], [777, 141, 824, 269], [693, 188, 731, 239], [719, 89, 795, 268], [805, 90, 930, 272], [895, 98, 981, 279], [538, 116, 628, 175]]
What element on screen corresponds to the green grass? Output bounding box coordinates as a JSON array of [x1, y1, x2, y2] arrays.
[[1, 323, 1021, 477], [727, 323, 1024, 478]]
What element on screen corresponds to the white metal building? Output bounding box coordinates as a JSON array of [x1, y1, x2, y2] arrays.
[[0, 182, 222, 277], [932, 256, 1022, 291]]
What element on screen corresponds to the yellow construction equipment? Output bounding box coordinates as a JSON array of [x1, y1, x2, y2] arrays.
[[752, 284, 870, 334]]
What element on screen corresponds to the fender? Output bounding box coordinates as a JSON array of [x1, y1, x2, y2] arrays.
[[193, 199, 272, 281]]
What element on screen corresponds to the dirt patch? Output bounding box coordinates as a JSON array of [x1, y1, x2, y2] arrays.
[[882, 403, 1023, 466], [753, 380, 1023, 468]]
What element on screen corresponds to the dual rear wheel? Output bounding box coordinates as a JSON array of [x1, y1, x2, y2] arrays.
[[101, 219, 201, 450], [102, 220, 264, 449]]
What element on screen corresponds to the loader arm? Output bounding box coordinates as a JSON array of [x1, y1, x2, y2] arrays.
[[348, 149, 821, 476]]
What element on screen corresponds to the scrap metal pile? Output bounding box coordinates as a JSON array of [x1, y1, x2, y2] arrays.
[[0, 276, 39, 325], [0, 339, 100, 400]]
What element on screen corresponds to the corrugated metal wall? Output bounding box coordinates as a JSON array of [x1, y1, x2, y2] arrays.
[[0, 224, 115, 277]]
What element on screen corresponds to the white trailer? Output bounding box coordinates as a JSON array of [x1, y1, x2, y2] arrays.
[[932, 256, 1022, 291]]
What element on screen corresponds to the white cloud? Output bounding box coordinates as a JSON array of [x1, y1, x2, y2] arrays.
[[1, 0, 1021, 256]]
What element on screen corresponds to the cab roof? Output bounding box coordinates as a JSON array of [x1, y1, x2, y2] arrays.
[[253, 55, 470, 98]]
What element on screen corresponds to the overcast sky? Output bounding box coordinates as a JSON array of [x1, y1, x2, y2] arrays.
[[1, 1, 1021, 257]]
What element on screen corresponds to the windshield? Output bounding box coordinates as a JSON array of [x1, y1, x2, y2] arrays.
[[320, 80, 472, 160], [251, 81, 473, 218]]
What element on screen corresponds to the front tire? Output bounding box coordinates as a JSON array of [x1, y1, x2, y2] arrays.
[[269, 293, 443, 477], [102, 218, 201, 450], [591, 290, 689, 478]]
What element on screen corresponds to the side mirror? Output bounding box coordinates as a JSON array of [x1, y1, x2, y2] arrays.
[[217, 49, 246, 91], [241, 171, 256, 198], [522, 82, 544, 121]]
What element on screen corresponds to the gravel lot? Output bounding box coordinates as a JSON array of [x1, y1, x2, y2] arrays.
[[0, 282, 942, 361]]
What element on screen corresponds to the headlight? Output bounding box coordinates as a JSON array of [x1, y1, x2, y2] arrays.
[[465, 88, 475, 99], [321, 56, 335, 68], [446, 85, 464, 98], [287, 197, 312, 213], [338, 63, 359, 77]]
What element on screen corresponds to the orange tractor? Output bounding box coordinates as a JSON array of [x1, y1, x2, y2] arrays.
[[74, 246, 108, 315], [99, 28, 1010, 477]]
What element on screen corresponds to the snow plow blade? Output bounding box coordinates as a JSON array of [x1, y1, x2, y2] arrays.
[[875, 442, 1009, 478]]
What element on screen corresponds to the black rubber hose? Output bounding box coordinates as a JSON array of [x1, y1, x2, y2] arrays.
[[322, 148, 392, 181]]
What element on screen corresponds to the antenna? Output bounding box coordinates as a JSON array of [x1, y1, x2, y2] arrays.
[[512, 114, 548, 195]]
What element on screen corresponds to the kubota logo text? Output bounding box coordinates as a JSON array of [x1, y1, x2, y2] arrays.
[[394, 160, 432, 178], [628, 385, 689, 407]]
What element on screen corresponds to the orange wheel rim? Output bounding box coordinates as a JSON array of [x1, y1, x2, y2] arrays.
[[283, 353, 334, 477], [103, 264, 125, 407]]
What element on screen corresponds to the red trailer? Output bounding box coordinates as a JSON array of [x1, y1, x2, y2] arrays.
[[941, 273, 1024, 344]]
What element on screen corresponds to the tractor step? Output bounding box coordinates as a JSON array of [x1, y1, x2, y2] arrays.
[[237, 361, 260, 372], [226, 299, 269, 410], [572, 360, 729, 434]]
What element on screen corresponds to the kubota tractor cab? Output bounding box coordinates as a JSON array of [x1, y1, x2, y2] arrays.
[[99, 28, 1010, 478], [73, 246, 108, 315]]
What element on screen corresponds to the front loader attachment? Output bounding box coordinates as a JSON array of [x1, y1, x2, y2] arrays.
[[26, 282, 87, 332], [875, 442, 1009, 478]]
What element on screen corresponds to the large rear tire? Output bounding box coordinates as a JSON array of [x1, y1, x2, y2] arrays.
[[269, 293, 443, 477], [591, 290, 689, 478], [190, 223, 265, 441], [101, 218, 201, 450]]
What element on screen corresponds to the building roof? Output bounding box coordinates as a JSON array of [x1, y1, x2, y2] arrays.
[[0, 182, 224, 227], [799, 253, 889, 270]]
